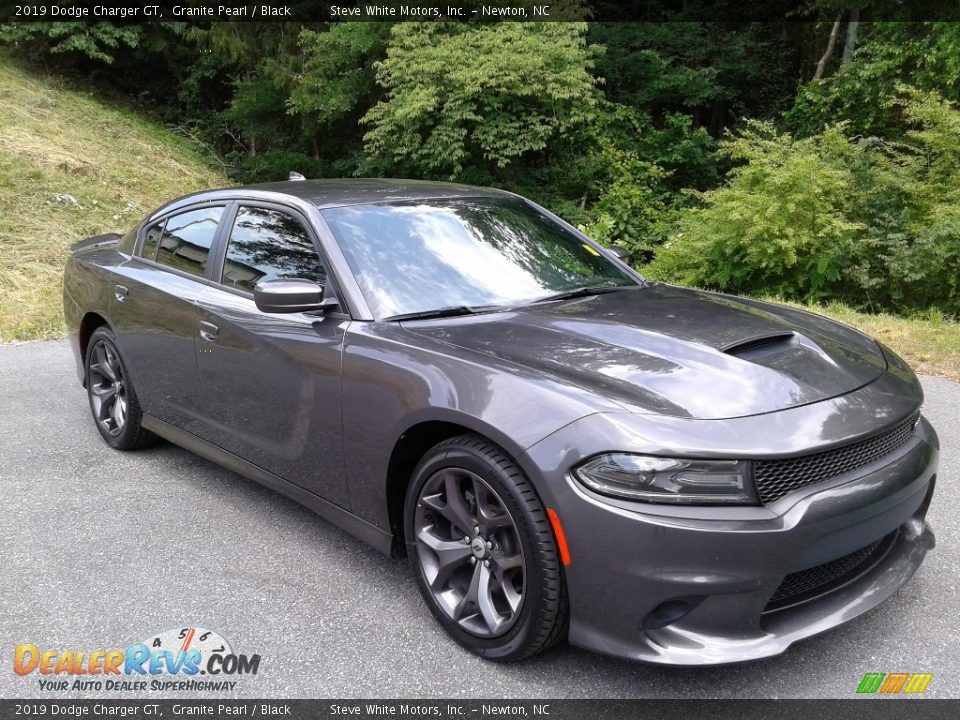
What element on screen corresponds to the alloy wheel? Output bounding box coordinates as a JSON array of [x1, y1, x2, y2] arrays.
[[414, 468, 526, 638], [88, 340, 127, 437]]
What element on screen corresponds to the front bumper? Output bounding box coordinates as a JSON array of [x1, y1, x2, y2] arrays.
[[521, 398, 938, 665]]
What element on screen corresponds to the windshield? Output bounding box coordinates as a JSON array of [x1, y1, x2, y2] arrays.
[[321, 197, 638, 319]]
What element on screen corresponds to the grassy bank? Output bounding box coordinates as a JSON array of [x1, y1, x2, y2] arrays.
[[0, 58, 228, 341]]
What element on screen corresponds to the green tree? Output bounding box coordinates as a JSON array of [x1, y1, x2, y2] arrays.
[[575, 102, 715, 258], [287, 23, 392, 175], [361, 22, 600, 178], [193, 22, 320, 179], [589, 21, 796, 136], [0, 22, 143, 64], [787, 22, 960, 138], [291, 23, 391, 129]]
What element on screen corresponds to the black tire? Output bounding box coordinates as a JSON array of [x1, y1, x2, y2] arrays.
[[85, 326, 157, 450], [404, 433, 568, 661]]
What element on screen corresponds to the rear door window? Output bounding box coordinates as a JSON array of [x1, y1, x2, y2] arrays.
[[141, 220, 165, 260], [156, 206, 224, 278]]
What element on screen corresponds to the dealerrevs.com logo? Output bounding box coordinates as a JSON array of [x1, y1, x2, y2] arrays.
[[13, 626, 261, 692]]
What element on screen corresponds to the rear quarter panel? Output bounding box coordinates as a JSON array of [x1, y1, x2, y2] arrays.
[[63, 236, 129, 383]]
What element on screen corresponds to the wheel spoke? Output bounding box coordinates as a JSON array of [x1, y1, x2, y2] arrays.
[[416, 526, 472, 590], [96, 389, 117, 421], [493, 551, 523, 571], [89, 363, 109, 382], [112, 393, 125, 428], [420, 472, 476, 536], [442, 471, 479, 535], [476, 563, 505, 634], [473, 479, 511, 528], [453, 562, 483, 621], [492, 554, 524, 613], [420, 492, 462, 531], [93, 344, 116, 382], [90, 384, 116, 399], [501, 580, 523, 614], [89, 393, 102, 419]]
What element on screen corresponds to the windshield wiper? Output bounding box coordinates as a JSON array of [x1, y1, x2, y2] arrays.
[[385, 286, 633, 321], [529, 285, 633, 304], [385, 305, 502, 322]]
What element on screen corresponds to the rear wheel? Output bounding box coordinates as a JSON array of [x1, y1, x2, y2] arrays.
[[85, 326, 156, 450], [404, 434, 568, 661]]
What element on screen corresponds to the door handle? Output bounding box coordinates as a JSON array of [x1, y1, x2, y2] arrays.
[[114, 284, 129, 302], [199, 321, 219, 342]]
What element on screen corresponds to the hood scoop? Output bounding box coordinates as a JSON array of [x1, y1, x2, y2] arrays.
[[722, 332, 797, 358]]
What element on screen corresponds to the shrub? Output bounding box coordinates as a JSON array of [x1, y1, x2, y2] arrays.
[[234, 150, 324, 183], [651, 91, 960, 317], [649, 121, 866, 302], [577, 105, 715, 259]]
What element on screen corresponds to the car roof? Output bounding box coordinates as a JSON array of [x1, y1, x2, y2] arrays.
[[245, 178, 515, 208], [151, 178, 517, 219]]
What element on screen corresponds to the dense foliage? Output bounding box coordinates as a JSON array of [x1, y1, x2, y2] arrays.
[[651, 93, 960, 316], [2, 18, 959, 317]]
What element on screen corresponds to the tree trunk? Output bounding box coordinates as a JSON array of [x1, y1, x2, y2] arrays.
[[709, 99, 726, 138], [813, 15, 843, 80], [842, 10, 860, 64]]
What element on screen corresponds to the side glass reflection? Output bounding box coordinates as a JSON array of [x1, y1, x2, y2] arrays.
[[221, 207, 326, 292], [156, 207, 224, 277]]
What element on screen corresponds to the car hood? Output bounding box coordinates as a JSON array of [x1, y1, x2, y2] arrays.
[[404, 283, 888, 420]]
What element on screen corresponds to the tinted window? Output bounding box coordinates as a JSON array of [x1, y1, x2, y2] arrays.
[[141, 220, 164, 260], [156, 206, 224, 278], [321, 198, 636, 318], [220, 207, 326, 292]]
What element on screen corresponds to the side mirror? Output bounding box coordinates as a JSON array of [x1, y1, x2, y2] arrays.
[[605, 245, 630, 261], [253, 279, 337, 314]]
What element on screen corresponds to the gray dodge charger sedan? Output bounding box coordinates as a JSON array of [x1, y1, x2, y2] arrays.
[[63, 179, 938, 664]]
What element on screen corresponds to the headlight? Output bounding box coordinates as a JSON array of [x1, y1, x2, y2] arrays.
[[573, 454, 754, 505]]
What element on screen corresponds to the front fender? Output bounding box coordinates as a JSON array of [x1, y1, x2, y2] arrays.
[[339, 322, 611, 530]]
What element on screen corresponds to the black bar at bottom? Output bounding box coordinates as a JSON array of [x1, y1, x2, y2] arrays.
[[0, 699, 956, 720]]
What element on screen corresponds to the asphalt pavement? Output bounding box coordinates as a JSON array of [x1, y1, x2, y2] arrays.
[[0, 339, 957, 699]]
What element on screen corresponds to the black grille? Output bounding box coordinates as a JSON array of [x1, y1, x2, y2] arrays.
[[765, 532, 897, 611], [754, 413, 918, 504]]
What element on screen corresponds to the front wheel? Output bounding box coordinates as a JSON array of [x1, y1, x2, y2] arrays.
[[85, 326, 156, 450], [404, 434, 568, 661]]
